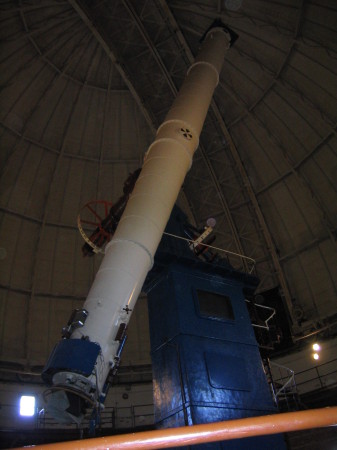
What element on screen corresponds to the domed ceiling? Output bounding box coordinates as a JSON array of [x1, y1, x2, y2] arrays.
[[0, 0, 336, 374]]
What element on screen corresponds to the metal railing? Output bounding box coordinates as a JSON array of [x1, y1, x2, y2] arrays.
[[269, 361, 299, 410], [37, 404, 154, 431], [294, 358, 337, 394], [271, 357, 337, 408], [162, 231, 256, 274], [245, 300, 276, 330], [13, 407, 337, 450]]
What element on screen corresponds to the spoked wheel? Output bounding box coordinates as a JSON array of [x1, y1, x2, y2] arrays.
[[77, 200, 114, 255]]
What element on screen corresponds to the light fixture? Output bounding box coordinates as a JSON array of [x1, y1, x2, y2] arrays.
[[19, 395, 36, 417], [311, 342, 321, 360], [206, 218, 216, 228]]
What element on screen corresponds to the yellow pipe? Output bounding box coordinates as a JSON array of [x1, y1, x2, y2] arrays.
[[13, 407, 337, 449]]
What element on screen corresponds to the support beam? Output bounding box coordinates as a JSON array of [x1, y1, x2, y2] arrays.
[[210, 102, 295, 319], [68, 0, 156, 134]]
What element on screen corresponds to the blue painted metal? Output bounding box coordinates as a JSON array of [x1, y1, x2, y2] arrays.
[[144, 206, 254, 292], [42, 339, 101, 384], [147, 207, 286, 449]]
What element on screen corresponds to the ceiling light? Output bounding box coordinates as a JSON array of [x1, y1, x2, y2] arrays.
[[313, 353, 319, 360], [206, 218, 216, 228], [312, 343, 320, 351]]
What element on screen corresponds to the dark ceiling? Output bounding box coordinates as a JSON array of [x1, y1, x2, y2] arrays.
[[0, 0, 336, 373]]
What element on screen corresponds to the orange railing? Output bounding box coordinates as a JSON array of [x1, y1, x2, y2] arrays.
[[13, 407, 337, 450]]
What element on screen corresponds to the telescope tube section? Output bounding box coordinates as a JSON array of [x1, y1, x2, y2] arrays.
[[42, 24, 234, 423]]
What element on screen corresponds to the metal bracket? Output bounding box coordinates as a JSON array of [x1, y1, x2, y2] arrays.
[[62, 309, 88, 338]]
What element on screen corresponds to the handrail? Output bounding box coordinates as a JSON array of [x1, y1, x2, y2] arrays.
[[272, 358, 337, 391], [13, 407, 337, 450], [163, 231, 256, 273], [37, 404, 154, 430], [275, 374, 295, 397], [295, 372, 337, 389], [245, 299, 276, 330], [294, 358, 337, 376], [269, 361, 297, 404], [295, 367, 337, 391]]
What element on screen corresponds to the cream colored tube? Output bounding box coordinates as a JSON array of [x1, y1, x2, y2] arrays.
[[71, 27, 232, 396]]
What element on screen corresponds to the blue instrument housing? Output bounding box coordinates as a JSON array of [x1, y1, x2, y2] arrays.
[[147, 207, 287, 449], [42, 339, 101, 385]]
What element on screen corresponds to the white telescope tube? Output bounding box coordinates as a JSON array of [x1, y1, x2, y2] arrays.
[[70, 26, 232, 399]]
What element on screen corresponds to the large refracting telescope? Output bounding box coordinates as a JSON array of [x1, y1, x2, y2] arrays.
[[42, 22, 237, 424]]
